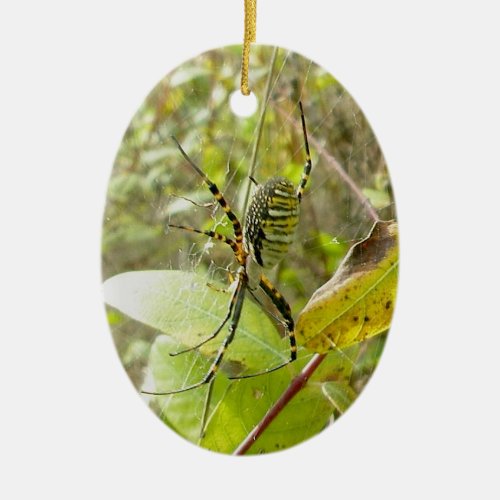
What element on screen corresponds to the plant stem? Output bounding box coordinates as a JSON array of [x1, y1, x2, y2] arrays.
[[233, 353, 327, 455], [310, 136, 379, 222]]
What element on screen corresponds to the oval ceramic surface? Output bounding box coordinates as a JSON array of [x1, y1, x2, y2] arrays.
[[102, 45, 398, 455]]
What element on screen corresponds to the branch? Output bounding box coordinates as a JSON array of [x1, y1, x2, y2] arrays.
[[310, 136, 379, 222], [233, 353, 327, 455]]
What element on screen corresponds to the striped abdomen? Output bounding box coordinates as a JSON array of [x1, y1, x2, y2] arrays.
[[244, 177, 300, 269]]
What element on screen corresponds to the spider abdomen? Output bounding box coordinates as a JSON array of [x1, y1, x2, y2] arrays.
[[244, 177, 300, 269]]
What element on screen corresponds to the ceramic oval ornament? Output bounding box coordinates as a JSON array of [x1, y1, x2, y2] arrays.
[[102, 45, 398, 455]]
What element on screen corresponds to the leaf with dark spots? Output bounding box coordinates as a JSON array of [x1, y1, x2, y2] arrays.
[[295, 220, 398, 352]]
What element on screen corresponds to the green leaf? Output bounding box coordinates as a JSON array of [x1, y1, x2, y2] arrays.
[[296, 220, 398, 352], [143, 335, 231, 443], [103, 270, 289, 377], [200, 347, 360, 454], [169, 66, 212, 87], [321, 381, 357, 414], [201, 369, 334, 454], [362, 188, 391, 209], [104, 269, 370, 454], [122, 339, 150, 367]]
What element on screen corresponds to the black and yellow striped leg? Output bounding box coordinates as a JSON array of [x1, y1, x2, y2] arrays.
[[171, 136, 245, 250], [142, 268, 248, 395], [296, 101, 312, 202], [258, 274, 297, 362], [229, 274, 297, 380], [167, 224, 240, 257]]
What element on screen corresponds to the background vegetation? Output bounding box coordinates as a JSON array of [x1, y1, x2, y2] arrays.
[[102, 45, 396, 453]]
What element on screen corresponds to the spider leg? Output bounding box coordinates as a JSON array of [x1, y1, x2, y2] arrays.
[[167, 224, 240, 256], [247, 287, 288, 329], [142, 268, 248, 395], [166, 225, 242, 355], [258, 274, 297, 362], [296, 101, 312, 202], [169, 273, 242, 356], [171, 136, 244, 252], [229, 273, 297, 380]]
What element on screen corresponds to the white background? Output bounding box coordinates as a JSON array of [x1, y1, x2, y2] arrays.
[[1, 1, 499, 498]]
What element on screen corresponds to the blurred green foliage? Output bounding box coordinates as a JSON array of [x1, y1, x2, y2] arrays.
[[102, 45, 396, 452]]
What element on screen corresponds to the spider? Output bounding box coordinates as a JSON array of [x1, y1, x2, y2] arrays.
[[145, 102, 312, 395]]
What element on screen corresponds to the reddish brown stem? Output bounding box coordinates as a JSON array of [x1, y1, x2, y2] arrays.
[[233, 353, 327, 455], [309, 136, 379, 222]]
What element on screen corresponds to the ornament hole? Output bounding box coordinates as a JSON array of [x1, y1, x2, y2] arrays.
[[229, 91, 258, 117]]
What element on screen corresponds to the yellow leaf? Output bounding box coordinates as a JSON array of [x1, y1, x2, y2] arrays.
[[296, 220, 398, 352]]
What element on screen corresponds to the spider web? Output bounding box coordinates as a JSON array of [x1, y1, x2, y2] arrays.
[[102, 44, 395, 392]]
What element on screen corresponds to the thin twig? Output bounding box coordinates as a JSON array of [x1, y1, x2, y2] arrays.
[[311, 136, 379, 222], [233, 353, 327, 455]]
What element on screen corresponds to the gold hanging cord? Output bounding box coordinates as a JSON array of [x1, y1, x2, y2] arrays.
[[241, 0, 257, 95]]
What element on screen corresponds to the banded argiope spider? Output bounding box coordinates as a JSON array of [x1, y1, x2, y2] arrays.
[[144, 102, 312, 395]]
